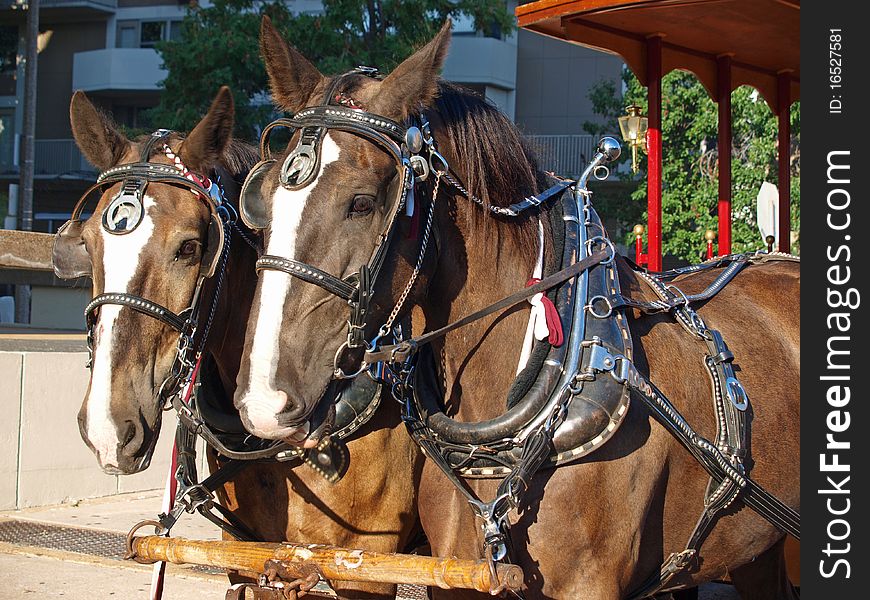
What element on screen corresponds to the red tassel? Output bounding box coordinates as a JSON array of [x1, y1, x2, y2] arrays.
[[542, 297, 563, 346], [525, 278, 564, 347]]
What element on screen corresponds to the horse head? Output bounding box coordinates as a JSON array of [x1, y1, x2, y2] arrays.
[[58, 88, 246, 474], [233, 18, 454, 443]]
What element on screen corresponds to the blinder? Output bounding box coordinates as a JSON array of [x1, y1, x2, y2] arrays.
[[238, 106, 410, 233], [53, 219, 91, 279], [238, 159, 275, 230]]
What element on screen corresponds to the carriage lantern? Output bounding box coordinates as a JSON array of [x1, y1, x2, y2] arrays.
[[618, 105, 648, 173]]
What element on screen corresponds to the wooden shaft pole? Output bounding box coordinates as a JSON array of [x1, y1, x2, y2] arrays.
[[132, 536, 524, 593]]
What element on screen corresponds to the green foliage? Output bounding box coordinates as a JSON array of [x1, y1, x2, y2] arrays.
[[148, 0, 514, 140], [586, 69, 800, 262], [582, 78, 623, 139]]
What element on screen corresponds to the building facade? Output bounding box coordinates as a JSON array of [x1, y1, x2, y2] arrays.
[[1, 0, 622, 234]]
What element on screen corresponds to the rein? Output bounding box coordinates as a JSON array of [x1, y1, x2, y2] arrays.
[[364, 247, 609, 365]]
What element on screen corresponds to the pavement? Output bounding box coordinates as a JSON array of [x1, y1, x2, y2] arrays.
[[0, 491, 740, 599], [0, 490, 227, 599]]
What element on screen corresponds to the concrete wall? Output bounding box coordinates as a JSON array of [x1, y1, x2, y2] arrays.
[[36, 20, 109, 139], [515, 29, 624, 135], [30, 286, 90, 330], [0, 348, 206, 509], [72, 47, 165, 92]]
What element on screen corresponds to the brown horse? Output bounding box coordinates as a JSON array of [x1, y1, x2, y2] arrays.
[[59, 88, 420, 598], [235, 19, 799, 599]]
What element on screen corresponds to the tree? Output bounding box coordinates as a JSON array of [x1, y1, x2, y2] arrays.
[[147, 0, 515, 140], [584, 69, 800, 263]]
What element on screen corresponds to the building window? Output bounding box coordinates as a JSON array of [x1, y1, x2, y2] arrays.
[[169, 21, 183, 42], [117, 22, 138, 49], [139, 21, 165, 48], [0, 109, 14, 170], [116, 20, 183, 49], [112, 105, 151, 130]]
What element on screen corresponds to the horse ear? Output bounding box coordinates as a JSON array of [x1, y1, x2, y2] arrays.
[[70, 91, 128, 171], [179, 86, 235, 173], [260, 15, 323, 113], [371, 20, 452, 120]]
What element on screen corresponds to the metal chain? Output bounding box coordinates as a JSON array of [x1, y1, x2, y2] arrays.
[[378, 171, 440, 336]]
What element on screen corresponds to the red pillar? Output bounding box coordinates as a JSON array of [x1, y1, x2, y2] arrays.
[[646, 35, 663, 272], [777, 72, 792, 253], [717, 55, 732, 255]]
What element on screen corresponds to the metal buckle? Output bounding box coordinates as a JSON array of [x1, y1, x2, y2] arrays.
[[665, 283, 689, 308], [428, 147, 449, 174], [585, 294, 613, 319], [584, 341, 631, 384], [354, 65, 380, 77], [724, 376, 749, 411], [470, 493, 512, 562]]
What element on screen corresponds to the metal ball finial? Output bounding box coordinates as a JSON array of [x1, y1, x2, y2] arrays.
[[598, 137, 622, 162], [633, 224, 645, 237], [704, 229, 716, 242]]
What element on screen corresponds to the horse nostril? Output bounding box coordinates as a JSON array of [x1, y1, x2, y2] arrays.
[[121, 420, 137, 449]]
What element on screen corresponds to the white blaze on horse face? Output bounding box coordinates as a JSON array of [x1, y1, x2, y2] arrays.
[[240, 135, 341, 439], [87, 196, 157, 469]]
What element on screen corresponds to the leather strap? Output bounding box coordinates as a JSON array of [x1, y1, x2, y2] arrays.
[[611, 258, 749, 315], [85, 293, 188, 332], [365, 248, 609, 364], [628, 366, 800, 538], [256, 255, 358, 301], [499, 178, 574, 217]]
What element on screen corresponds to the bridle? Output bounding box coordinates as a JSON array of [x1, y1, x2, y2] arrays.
[[53, 129, 240, 408], [240, 70, 578, 382], [240, 69, 442, 380]]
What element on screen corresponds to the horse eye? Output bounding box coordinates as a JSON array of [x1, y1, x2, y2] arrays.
[[176, 240, 200, 261], [350, 194, 375, 216]]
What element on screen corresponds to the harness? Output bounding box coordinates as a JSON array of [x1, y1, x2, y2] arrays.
[[242, 86, 800, 594]]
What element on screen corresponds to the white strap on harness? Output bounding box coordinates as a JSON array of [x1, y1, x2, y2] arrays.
[[516, 219, 549, 375]]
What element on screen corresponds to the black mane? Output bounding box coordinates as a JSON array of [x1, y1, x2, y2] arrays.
[[433, 82, 545, 209], [431, 82, 547, 255]]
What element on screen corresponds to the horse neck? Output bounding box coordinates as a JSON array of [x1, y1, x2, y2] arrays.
[[421, 192, 539, 421], [201, 226, 258, 398]]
